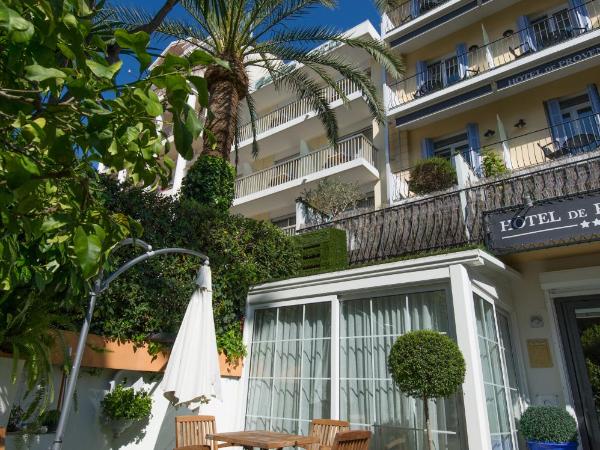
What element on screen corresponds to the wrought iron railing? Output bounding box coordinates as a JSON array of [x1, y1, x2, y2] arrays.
[[234, 134, 377, 199], [387, 0, 600, 108], [391, 115, 600, 201], [302, 153, 600, 265], [384, 0, 453, 33], [238, 77, 361, 143]]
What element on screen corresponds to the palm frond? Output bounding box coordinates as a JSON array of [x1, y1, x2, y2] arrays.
[[244, 93, 261, 158]]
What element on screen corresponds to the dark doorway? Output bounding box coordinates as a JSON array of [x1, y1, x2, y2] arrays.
[[556, 296, 600, 449]]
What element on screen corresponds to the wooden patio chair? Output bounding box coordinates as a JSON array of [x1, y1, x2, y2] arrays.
[[310, 419, 350, 450], [330, 430, 372, 450], [175, 415, 231, 450]]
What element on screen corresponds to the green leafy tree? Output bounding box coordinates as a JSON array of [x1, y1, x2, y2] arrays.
[[181, 155, 236, 210], [0, 0, 215, 390], [388, 330, 466, 450], [302, 178, 364, 221], [115, 0, 405, 159]]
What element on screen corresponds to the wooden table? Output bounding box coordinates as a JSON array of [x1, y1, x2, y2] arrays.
[[207, 431, 319, 450]]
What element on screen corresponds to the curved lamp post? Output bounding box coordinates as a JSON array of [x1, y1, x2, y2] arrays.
[[51, 238, 209, 450]]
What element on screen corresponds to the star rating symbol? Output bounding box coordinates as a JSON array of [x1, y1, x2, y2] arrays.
[[594, 218, 600, 227], [581, 220, 590, 228]]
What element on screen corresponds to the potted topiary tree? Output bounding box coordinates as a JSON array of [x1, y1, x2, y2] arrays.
[[520, 406, 578, 449], [408, 157, 457, 195], [100, 382, 152, 438], [388, 330, 466, 450]]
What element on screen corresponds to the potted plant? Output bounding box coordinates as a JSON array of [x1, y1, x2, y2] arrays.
[[100, 382, 152, 438], [388, 330, 466, 450], [520, 406, 578, 449], [408, 157, 457, 195]]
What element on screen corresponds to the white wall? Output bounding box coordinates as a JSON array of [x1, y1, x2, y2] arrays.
[[5, 368, 243, 450]]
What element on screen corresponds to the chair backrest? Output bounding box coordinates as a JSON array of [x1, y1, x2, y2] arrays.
[[175, 415, 217, 450], [310, 419, 351, 449], [331, 430, 372, 450]]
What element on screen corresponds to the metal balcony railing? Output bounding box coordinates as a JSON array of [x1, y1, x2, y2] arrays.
[[302, 153, 600, 265], [387, 0, 600, 109], [384, 0, 453, 34], [234, 134, 377, 199], [238, 77, 361, 143], [391, 114, 600, 201]]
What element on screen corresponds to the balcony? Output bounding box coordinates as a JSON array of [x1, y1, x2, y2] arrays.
[[384, 0, 455, 35], [391, 115, 600, 201], [232, 134, 379, 216], [237, 77, 363, 146], [387, 0, 600, 112], [302, 150, 600, 266]]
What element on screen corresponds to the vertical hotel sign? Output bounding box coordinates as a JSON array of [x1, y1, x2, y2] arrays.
[[485, 192, 600, 253]]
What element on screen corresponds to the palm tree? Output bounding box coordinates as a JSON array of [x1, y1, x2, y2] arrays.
[[116, 0, 404, 161]]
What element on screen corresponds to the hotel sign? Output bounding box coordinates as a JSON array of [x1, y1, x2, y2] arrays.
[[485, 191, 600, 253], [497, 44, 600, 90]]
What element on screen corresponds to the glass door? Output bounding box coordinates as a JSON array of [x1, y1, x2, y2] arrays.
[[556, 296, 600, 450]]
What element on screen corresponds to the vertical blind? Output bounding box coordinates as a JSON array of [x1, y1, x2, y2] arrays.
[[246, 289, 466, 450]]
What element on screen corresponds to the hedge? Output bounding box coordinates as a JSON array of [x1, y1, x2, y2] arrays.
[[293, 228, 348, 275]]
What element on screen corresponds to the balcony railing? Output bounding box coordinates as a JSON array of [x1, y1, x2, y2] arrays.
[[234, 134, 377, 199], [238, 77, 361, 143], [384, 0, 453, 34], [302, 153, 600, 265], [392, 114, 600, 201], [387, 0, 600, 109]]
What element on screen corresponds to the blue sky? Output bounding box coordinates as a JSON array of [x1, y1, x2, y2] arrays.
[[115, 0, 380, 84]]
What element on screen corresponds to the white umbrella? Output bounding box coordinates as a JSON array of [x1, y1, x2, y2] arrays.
[[161, 263, 222, 409]]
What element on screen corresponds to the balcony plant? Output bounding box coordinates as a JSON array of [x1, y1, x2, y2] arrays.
[[388, 330, 466, 450], [100, 382, 152, 437], [481, 149, 508, 178], [408, 157, 457, 195], [520, 406, 578, 449]]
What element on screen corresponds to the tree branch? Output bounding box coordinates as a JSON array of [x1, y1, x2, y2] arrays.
[[107, 0, 181, 64]]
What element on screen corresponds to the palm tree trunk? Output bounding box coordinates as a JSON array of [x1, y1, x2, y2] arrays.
[[203, 64, 246, 160]]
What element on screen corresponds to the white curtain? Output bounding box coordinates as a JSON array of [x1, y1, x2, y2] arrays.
[[246, 303, 331, 435], [340, 291, 462, 450]]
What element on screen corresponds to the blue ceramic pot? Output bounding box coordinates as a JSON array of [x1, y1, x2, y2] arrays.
[[527, 441, 578, 450]]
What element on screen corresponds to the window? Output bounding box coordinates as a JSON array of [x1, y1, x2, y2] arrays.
[[246, 303, 331, 435], [427, 55, 460, 89], [559, 94, 600, 140], [474, 294, 522, 450], [272, 215, 296, 236], [433, 133, 469, 161], [531, 7, 574, 49], [246, 289, 466, 450]]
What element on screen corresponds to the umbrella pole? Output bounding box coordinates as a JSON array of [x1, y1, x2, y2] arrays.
[[51, 283, 99, 450]]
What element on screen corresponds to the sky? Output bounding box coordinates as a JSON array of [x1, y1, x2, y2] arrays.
[[115, 0, 381, 84]]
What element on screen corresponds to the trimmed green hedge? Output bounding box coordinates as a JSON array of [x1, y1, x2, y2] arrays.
[[294, 228, 348, 275]]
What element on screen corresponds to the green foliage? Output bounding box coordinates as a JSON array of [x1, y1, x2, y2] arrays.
[[302, 178, 364, 220], [0, 0, 215, 388], [520, 406, 578, 443], [216, 327, 248, 362], [39, 409, 60, 430], [101, 383, 152, 421], [293, 228, 348, 275], [92, 177, 300, 357], [482, 149, 508, 178], [181, 155, 236, 211], [409, 158, 457, 195], [388, 330, 465, 398], [581, 324, 600, 412]]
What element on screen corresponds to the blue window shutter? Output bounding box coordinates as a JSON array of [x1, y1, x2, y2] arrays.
[[587, 84, 600, 129], [411, 0, 420, 19], [569, 0, 592, 30], [416, 61, 428, 88], [517, 16, 537, 52], [456, 43, 468, 79], [466, 123, 482, 173], [546, 99, 567, 144], [421, 138, 434, 159]]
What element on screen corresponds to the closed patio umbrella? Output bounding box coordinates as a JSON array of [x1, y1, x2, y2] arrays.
[[161, 262, 222, 409]]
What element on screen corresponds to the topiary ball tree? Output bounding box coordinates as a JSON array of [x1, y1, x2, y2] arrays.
[[408, 157, 457, 195], [388, 330, 466, 450], [520, 406, 578, 444], [181, 154, 236, 211]]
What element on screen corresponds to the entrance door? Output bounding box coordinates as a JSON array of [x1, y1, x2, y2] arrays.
[[556, 296, 600, 449]]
